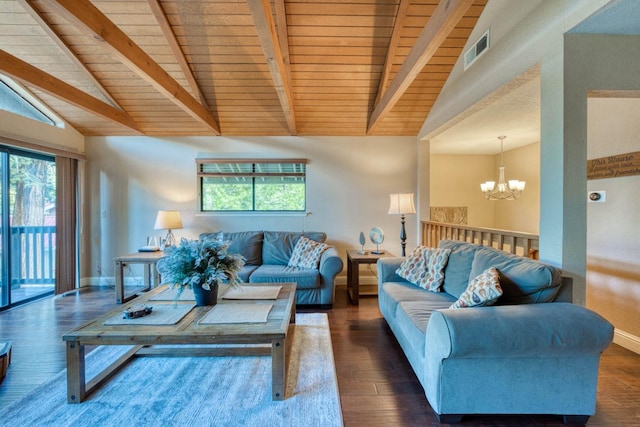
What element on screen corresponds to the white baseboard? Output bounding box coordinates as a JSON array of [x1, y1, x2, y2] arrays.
[[614, 329, 640, 355], [80, 276, 104, 287], [80, 276, 120, 287]]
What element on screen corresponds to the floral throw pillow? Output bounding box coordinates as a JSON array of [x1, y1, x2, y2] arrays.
[[395, 246, 426, 283], [396, 246, 451, 292], [288, 236, 329, 269], [450, 267, 503, 309]]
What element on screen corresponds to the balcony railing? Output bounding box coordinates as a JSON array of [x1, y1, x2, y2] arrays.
[[421, 221, 539, 259], [9, 225, 56, 285]]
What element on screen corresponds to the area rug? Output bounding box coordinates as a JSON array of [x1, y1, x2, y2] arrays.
[[0, 313, 343, 427]]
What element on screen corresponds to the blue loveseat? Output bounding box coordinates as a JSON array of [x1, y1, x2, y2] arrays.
[[377, 239, 614, 424], [200, 230, 343, 307]]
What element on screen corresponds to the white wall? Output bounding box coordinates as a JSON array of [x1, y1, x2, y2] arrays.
[[587, 98, 640, 347], [494, 143, 540, 233], [419, 0, 607, 141], [83, 135, 418, 282], [563, 33, 640, 348], [0, 109, 84, 153], [430, 142, 540, 233], [430, 154, 495, 227]]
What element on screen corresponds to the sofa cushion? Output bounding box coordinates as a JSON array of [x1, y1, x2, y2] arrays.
[[438, 240, 481, 298], [249, 265, 320, 289], [396, 246, 450, 291], [262, 231, 326, 265], [200, 231, 263, 265], [288, 236, 329, 269], [379, 281, 456, 325], [238, 265, 259, 282], [470, 247, 562, 304], [450, 267, 503, 309]]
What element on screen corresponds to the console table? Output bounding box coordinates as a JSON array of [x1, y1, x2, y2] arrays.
[[346, 250, 393, 305], [113, 251, 164, 303]]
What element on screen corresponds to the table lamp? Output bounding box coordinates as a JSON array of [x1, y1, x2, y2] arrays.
[[154, 210, 183, 248], [388, 193, 416, 256]]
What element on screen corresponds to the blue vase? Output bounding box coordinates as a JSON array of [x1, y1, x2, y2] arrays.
[[192, 283, 218, 306]]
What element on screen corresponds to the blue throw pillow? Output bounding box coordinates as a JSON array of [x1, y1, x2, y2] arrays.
[[262, 231, 327, 266], [200, 231, 263, 265], [438, 240, 481, 298], [469, 247, 562, 304]]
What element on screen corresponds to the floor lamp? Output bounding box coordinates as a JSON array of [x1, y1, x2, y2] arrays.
[[388, 193, 416, 257]]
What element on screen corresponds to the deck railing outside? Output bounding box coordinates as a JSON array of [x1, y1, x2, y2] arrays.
[[9, 225, 56, 286], [421, 221, 539, 259]]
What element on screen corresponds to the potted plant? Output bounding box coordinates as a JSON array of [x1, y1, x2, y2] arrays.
[[157, 238, 245, 306]]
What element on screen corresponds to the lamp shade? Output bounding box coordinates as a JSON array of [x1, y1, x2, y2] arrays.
[[154, 210, 183, 230], [388, 193, 416, 215]]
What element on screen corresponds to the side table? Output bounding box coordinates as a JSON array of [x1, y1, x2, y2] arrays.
[[346, 250, 393, 305], [113, 251, 164, 303]]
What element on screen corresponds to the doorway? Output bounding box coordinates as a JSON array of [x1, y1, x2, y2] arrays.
[[0, 146, 56, 309]]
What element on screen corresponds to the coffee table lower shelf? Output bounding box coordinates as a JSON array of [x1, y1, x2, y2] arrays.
[[65, 341, 286, 403]]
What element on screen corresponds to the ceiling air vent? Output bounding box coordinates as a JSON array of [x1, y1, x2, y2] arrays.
[[464, 30, 489, 70]]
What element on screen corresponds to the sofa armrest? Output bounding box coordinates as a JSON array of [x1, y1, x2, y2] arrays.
[[426, 303, 614, 359], [376, 257, 408, 286], [319, 247, 343, 282]]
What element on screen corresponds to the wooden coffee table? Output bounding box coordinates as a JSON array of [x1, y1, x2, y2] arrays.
[[63, 282, 296, 403]]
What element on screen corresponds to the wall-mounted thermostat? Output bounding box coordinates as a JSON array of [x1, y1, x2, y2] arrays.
[[588, 191, 606, 203]]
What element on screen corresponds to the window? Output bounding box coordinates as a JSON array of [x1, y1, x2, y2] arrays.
[[0, 74, 63, 128], [197, 159, 307, 212]]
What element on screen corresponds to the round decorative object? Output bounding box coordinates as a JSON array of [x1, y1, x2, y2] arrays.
[[369, 227, 384, 245], [192, 283, 219, 306]]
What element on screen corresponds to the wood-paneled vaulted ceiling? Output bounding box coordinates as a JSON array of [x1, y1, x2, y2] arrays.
[[0, 0, 486, 136]]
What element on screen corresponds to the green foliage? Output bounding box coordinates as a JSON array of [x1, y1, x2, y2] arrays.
[[202, 179, 305, 211], [9, 155, 55, 226], [255, 182, 305, 211], [157, 239, 245, 293], [202, 180, 252, 210]]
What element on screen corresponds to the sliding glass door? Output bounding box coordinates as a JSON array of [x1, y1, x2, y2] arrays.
[[0, 146, 56, 309]]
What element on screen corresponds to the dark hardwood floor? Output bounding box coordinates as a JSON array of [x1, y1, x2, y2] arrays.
[[1, 285, 639, 426]]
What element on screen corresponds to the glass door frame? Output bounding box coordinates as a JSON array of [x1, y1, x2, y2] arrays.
[[0, 145, 56, 310]]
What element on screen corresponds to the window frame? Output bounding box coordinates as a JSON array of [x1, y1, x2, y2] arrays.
[[196, 158, 308, 213]]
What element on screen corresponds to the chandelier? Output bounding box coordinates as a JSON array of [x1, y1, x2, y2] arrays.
[[480, 136, 526, 200]]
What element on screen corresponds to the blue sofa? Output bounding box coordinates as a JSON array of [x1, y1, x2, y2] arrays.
[[200, 230, 343, 307], [377, 239, 614, 424]]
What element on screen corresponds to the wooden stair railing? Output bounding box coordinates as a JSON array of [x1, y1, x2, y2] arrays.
[[421, 221, 539, 259]]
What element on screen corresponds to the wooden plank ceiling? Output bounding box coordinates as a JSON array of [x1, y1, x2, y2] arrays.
[[0, 0, 486, 136]]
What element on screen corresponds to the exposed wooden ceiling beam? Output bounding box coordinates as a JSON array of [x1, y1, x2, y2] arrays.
[[146, 0, 206, 105], [367, 0, 475, 134], [44, 0, 220, 134], [18, 0, 122, 110], [0, 49, 141, 133], [274, 0, 293, 88], [247, 0, 297, 135], [375, 0, 409, 106]]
